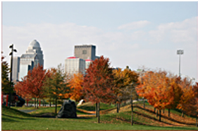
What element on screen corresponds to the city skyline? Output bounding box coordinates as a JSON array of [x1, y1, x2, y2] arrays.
[[2, 1, 198, 81]]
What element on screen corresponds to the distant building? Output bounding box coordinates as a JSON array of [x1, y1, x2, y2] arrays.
[[65, 44, 101, 76], [25, 40, 44, 67], [74, 45, 96, 61], [85, 59, 92, 69], [65, 56, 85, 76], [18, 40, 44, 81], [12, 57, 20, 82]]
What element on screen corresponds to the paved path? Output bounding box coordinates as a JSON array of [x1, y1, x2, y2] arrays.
[[19, 109, 36, 113]]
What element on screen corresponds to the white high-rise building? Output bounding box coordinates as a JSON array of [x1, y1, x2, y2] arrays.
[[25, 40, 44, 67], [65, 56, 85, 76], [85, 59, 92, 69], [18, 40, 44, 81]]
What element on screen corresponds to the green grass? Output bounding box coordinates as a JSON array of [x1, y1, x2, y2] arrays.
[[78, 102, 116, 111], [12, 106, 89, 116], [2, 105, 197, 130]]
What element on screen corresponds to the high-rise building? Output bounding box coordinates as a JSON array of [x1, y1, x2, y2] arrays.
[[25, 40, 44, 67], [74, 45, 96, 61], [18, 40, 44, 81], [65, 56, 85, 76], [12, 57, 20, 82], [85, 59, 92, 69]]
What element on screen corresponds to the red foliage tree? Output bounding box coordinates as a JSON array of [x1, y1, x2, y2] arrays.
[[14, 65, 49, 108], [83, 56, 116, 123]]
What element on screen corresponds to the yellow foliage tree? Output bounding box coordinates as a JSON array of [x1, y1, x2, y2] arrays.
[[67, 73, 84, 102]]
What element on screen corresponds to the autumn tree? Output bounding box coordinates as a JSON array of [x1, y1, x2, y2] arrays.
[[14, 77, 32, 99], [165, 76, 182, 117], [43, 64, 70, 114], [67, 73, 84, 102], [177, 78, 198, 118], [15, 64, 49, 108], [113, 66, 139, 113], [83, 56, 116, 123], [136, 70, 177, 121]]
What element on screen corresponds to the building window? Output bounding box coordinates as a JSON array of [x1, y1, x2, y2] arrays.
[[82, 50, 87, 54]]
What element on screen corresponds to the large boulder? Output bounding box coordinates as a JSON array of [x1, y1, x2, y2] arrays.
[[56, 100, 77, 118]]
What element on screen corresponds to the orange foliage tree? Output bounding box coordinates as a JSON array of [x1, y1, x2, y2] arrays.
[[165, 76, 182, 117], [136, 70, 179, 121], [67, 73, 84, 102], [177, 78, 198, 117]]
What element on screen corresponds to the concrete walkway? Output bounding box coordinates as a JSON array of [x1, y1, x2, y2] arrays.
[[19, 109, 36, 113]]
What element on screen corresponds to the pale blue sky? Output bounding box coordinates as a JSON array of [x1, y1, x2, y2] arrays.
[[2, 1, 198, 82]]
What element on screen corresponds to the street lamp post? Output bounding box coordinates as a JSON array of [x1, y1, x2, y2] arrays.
[[177, 50, 184, 78], [9, 44, 17, 107]]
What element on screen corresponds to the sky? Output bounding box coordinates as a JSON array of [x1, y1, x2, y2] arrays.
[[1, 1, 198, 82]]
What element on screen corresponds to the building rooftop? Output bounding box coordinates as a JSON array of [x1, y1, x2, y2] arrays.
[[67, 56, 78, 59], [85, 59, 92, 61], [29, 40, 40, 48]]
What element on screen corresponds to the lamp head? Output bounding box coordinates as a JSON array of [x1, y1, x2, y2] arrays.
[[9, 45, 13, 48]]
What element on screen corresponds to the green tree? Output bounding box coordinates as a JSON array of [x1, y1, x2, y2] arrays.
[[43, 64, 70, 115], [1, 53, 13, 94]]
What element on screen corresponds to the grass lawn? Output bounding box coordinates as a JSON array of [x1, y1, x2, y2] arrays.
[[12, 106, 90, 116], [77, 102, 116, 111], [2, 105, 198, 130]]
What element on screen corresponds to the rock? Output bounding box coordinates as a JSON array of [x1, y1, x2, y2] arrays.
[[56, 100, 77, 118]]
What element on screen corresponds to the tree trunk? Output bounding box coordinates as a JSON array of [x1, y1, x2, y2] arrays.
[[95, 103, 98, 117], [37, 98, 38, 109], [168, 109, 170, 117], [159, 110, 161, 121], [34, 98, 36, 108], [143, 98, 145, 109], [55, 98, 57, 115], [50, 98, 51, 107], [131, 98, 133, 125], [156, 109, 158, 117], [163, 109, 165, 113], [154, 107, 156, 113], [43, 99, 45, 106], [97, 103, 100, 123], [182, 111, 184, 117], [196, 116, 198, 127], [117, 103, 120, 113]]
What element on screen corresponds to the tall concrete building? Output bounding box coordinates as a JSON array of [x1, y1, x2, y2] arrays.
[[65, 56, 85, 76], [18, 40, 44, 81], [12, 57, 20, 82], [74, 45, 96, 61]]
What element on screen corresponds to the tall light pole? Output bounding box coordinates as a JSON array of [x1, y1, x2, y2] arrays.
[[177, 50, 184, 78], [9, 44, 17, 107]]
